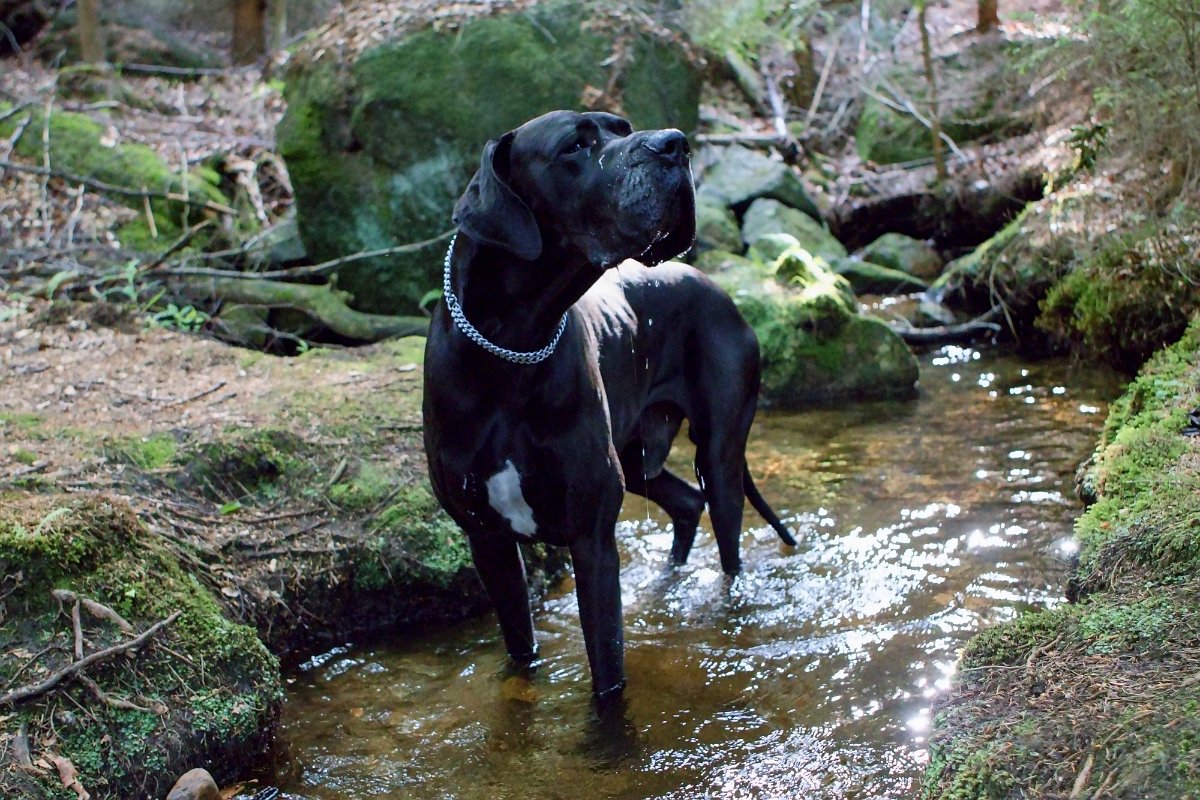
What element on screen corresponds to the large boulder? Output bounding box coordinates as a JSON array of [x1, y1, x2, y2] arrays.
[[742, 198, 847, 263], [701, 248, 918, 406], [278, 1, 702, 314], [696, 145, 820, 219]]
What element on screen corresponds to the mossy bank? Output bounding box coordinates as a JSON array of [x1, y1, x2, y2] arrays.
[[923, 317, 1200, 797], [0, 306, 564, 797], [0, 495, 280, 800]]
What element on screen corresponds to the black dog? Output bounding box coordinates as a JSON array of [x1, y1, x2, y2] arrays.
[[423, 110, 795, 699]]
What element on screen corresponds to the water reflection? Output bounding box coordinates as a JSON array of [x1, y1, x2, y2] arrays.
[[275, 347, 1124, 799]]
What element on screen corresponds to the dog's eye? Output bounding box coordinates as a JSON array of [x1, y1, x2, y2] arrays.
[[563, 138, 594, 156]]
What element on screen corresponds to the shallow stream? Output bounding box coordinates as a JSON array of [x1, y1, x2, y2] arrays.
[[273, 346, 1123, 799]]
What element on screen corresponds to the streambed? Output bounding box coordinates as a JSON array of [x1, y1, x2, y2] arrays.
[[272, 345, 1123, 799]]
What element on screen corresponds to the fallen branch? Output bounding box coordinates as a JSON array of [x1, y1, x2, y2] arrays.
[[889, 306, 1003, 345], [0, 160, 236, 215], [157, 229, 455, 281], [175, 276, 429, 341], [0, 610, 182, 706]]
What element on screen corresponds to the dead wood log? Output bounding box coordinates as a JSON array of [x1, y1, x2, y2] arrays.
[[174, 276, 428, 342]]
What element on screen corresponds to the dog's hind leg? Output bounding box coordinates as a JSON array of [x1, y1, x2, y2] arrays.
[[624, 467, 705, 565], [467, 534, 537, 663]]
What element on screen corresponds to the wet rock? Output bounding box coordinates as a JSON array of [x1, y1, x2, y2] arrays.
[[278, 1, 701, 314], [707, 246, 917, 406], [830, 257, 929, 296], [742, 198, 847, 263], [166, 768, 220, 800], [857, 233, 943, 280], [696, 145, 819, 218]]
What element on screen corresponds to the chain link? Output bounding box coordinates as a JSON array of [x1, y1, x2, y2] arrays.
[[442, 234, 568, 365]]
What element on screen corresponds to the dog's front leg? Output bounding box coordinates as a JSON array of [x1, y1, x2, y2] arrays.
[[569, 525, 625, 699], [468, 534, 537, 663]]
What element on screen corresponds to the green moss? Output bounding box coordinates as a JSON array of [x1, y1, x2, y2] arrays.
[[0, 411, 43, 434], [0, 494, 279, 799], [0, 106, 227, 228], [10, 448, 38, 465], [713, 253, 917, 405], [183, 429, 314, 502], [328, 460, 395, 511], [278, 1, 699, 314], [1036, 217, 1200, 370], [106, 431, 178, 470], [1076, 594, 1178, 656], [360, 485, 472, 590], [959, 607, 1067, 668]]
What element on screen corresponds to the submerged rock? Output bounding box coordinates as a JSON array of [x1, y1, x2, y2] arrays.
[[701, 248, 918, 406], [278, 0, 701, 314]]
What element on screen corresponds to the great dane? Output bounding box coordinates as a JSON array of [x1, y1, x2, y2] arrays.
[[423, 110, 796, 699]]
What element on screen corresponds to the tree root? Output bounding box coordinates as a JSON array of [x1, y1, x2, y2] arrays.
[[0, 610, 181, 706]]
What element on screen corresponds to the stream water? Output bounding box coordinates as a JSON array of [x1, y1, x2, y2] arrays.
[[272, 345, 1124, 799]]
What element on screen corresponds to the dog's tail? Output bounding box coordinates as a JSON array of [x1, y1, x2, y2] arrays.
[[743, 466, 798, 547]]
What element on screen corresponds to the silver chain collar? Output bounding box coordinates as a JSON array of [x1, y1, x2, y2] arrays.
[[442, 233, 568, 365]]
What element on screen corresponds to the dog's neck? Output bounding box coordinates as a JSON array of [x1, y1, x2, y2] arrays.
[[449, 235, 604, 358]]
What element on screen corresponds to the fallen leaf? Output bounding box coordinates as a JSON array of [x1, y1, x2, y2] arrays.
[[48, 753, 91, 800]]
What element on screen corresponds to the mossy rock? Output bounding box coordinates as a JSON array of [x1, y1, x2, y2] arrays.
[[711, 248, 917, 405], [278, 0, 702, 314], [696, 145, 819, 218], [857, 232, 943, 280], [742, 198, 847, 263], [694, 189, 742, 253], [0, 494, 280, 800], [0, 102, 227, 238], [830, 257, 929, 296]]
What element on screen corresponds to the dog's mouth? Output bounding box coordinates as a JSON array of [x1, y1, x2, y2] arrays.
[[636, 173, 696, 267]]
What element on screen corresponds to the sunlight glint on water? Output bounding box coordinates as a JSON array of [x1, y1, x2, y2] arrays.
[[275, 347, 1123, 800]]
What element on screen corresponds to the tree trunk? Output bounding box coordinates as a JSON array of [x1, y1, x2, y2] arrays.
[[977, 0, 1000, 32], [269, 0, 287, 53], [77, 0, 103, 64], [231, 0, 266, 65], [917, 4, 947, 183]]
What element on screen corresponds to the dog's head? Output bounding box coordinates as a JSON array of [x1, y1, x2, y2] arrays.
[[453, 110, 696, 268]]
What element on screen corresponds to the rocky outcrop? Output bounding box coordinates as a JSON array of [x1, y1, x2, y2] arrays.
[[278, 0, 702, 314]]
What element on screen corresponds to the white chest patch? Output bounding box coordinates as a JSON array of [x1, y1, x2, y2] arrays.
[[485, 460, 537, 536]]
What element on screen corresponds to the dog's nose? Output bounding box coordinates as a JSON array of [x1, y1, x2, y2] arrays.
[[643, 129, 690, 164]]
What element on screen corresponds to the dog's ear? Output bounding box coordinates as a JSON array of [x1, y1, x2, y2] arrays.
[[453, 133, 543, 262]]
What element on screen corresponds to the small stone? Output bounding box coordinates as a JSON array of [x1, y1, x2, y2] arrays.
[[165, 768, 219, 800]]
